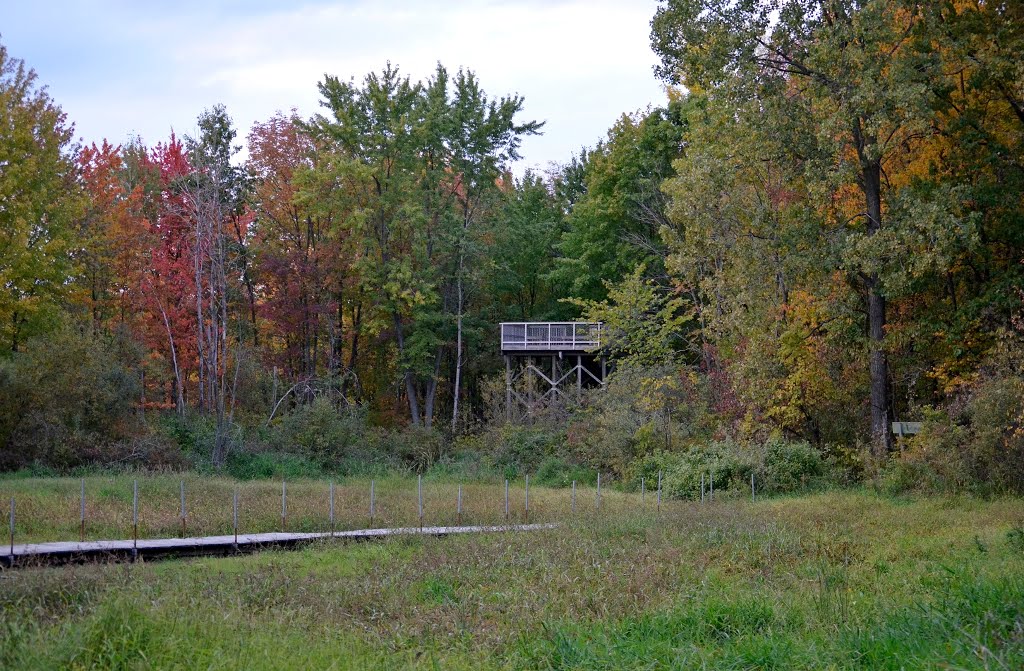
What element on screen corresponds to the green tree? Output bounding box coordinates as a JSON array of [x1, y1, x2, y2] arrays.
[[0, 42, 82, 353], [652, 0, 958, 453], [308, 64, 539, 428], [568, 264, 692, 370], [553, 101, 689, 302], [486, 171, 568, 321]]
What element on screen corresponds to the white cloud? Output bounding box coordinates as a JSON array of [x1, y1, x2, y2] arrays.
[[4, 0, 667, 171]]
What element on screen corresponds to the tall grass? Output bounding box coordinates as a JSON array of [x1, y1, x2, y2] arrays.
[[0, 473, 646, 544], [1, 488, 1022, 669]]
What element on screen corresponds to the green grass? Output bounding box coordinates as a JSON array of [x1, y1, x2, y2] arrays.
[[1, 486, 1022, 669], [0, 473, 640, 544]]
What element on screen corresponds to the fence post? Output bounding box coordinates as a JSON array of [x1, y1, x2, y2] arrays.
[[8, 497, 14, 562], [524, 475, 530, 524], [571, 480, 576, 514], [641, 477, 646, 505], [369, 480, 375, 528], [80, 478, 86, 542], [180, 480, 186, 538], [132, 480, 138, 561], [233, 488, 239, 548], [657, 470, 662, 513], [329, 481, 335, 537], [504, 479, 509, 524], [457, 484, 463, 526], [418, 475, 424, 530], [281, 481, 287, 532], [751, 473, 755, 502]]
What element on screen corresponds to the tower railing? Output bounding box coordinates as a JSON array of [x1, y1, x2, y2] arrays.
[[500, 322, 602, 352]]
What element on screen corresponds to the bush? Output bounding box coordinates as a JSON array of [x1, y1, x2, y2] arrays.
[[157, 413, 217, 456], [881, 370, 1024, 496], [760, 438, 826, 493], [0, 324, 149, 470], [224, 450, 324, 480], [630, 441, 753, 500], [965, 374, 1024, 493], [267, 397, 368, 468], [424, 449, 501, 482], [880, 407, 971, 495], [564, 364, 713, 477], [488, 424, 563, 476], [371, 425, 448, 473], [533, 456, 597, 488], [630, 438, 833, 499]]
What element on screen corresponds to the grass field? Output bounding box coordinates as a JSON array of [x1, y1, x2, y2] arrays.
[[0, 474, 636, 544], [1, 479, 1023, 669]]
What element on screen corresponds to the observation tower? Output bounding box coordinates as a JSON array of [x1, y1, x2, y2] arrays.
[[500, 322, 606, 420]]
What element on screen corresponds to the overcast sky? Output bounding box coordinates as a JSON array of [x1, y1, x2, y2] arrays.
[[3, 0, 667, 174]]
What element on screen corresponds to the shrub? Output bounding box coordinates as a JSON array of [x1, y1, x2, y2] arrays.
[[881, 371, 1024, 496], [424, 449, 502, 482], [760, 438, 825, 493], [0, 324, 149, 470], [224, 450, 324, 480], [630, 438, 833, 499], [880, 407, 971, 495], [488, 424, 563, 476], [268, 397, 368, 468], [564, 364, 712, 477], [965, 374, 1024, 494], [157, 413, 217, 456], [371, 425, 448, 473], [534, 456, 596, 488], [629, 442, 752, 500], [1006, 526, 1024, 554]]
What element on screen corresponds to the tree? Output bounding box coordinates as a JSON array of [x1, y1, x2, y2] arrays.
[[652, 0, 951, 453], [308, 64, 539, 428], [486, 171, 569, 322], [141, 135, 195, 415], [552, 102, 688, 302], [248, 111, 359, 389], [568, 264, 692, 370], [659, 89, 862, 442], [0, 41, 82, 353], [181, 104, 248, 465], [440, 68, 542, 430], [74, 141, 149, 333]]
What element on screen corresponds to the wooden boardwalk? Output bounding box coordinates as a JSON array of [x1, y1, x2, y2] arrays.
[[2, 523, 558, 568]]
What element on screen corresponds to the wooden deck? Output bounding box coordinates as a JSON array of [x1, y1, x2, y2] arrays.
[[500, 321, 602, 353], [2, 523, 558, 568]]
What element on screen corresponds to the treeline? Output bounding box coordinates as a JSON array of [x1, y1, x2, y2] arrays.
[[1, 0, 1022, 494]]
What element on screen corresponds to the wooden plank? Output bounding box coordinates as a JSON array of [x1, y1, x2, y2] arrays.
[[3, 523, 558, 567]]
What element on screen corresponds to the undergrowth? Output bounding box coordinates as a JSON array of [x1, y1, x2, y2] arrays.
[[0, 490, 1021, 669]]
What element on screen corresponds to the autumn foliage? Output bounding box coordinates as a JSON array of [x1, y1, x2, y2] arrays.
[[0, 1, 1022, 493]]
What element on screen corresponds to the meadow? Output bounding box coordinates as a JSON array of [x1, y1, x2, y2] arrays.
[[1, 478, 1023, 669], [0, 474, 630, 544]]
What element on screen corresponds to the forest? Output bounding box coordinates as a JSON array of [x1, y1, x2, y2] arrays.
[[0, 0, 1022, 496]]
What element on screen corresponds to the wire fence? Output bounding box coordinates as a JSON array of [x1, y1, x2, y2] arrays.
[[4, 470, 761, 560]]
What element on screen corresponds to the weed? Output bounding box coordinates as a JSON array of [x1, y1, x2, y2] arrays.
[[1007, 525, 1024, 553], [0, 485, 1022, 669]]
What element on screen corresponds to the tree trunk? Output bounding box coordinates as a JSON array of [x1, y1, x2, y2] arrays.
[[231, 217, 259, 347], [343, 302, 362, 399], [393, 312, 421, 426], [147, 278, 184, 415], [860, 147, 893, 456], [424, 345, 444, 429], [868, 280, 891, 454], [451, 254, 465, 432]]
